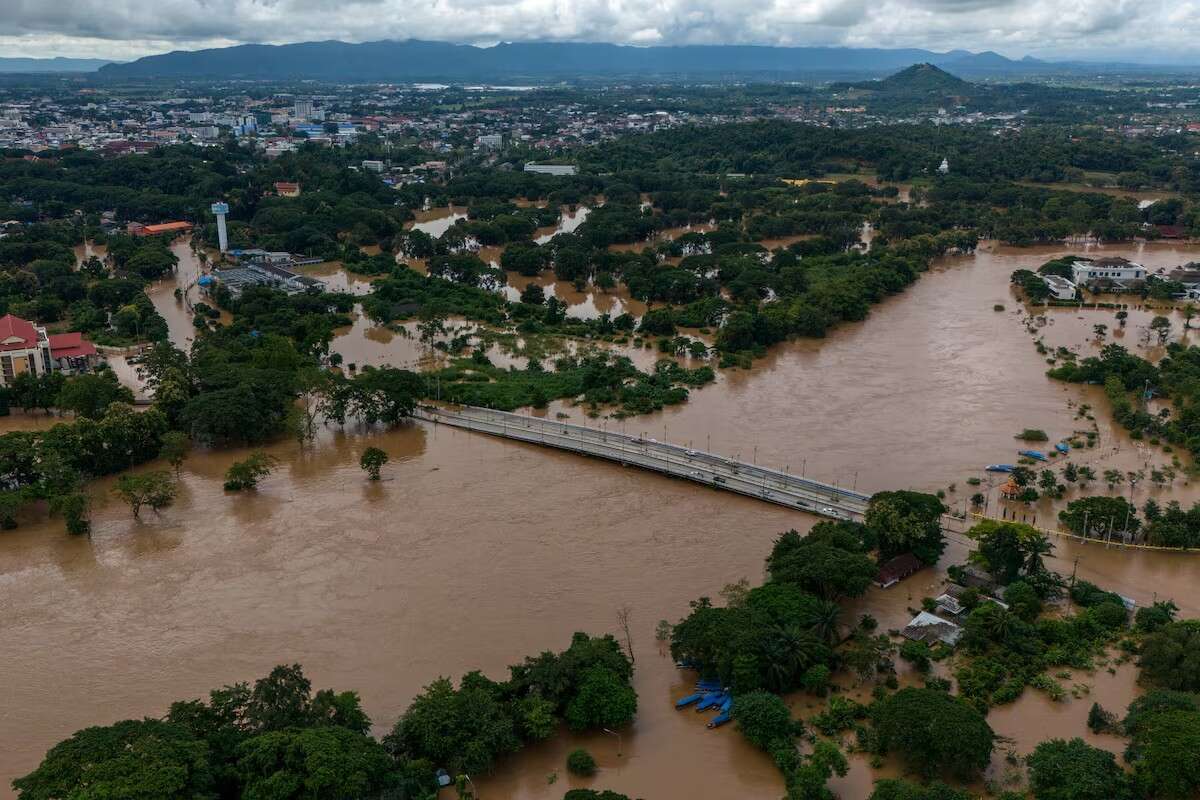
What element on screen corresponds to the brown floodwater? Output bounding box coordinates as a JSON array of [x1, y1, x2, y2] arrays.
[[609, 223, 717, 254], [6, 241, 1200, 798], [533, 206, 591, 245], [298, 261, 378, 296], [144, 238, 211, 351], [405, 206, 469, 238], [500, 272, 649, 321]]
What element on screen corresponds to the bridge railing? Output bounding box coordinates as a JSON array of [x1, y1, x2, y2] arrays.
[[418, 404, 871, 513]]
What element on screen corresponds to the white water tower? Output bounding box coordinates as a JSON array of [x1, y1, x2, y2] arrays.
[[211, 202, 229, 252]]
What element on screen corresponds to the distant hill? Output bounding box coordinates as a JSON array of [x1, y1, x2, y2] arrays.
[[878, 63, 971, 92], [0, 57, 111, 73], [98, 39, 1048, 82]]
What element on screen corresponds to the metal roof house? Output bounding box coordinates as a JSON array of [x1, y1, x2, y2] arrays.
[[901, 611, 963, 647]]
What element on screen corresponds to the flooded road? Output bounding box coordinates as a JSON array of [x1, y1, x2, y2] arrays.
[[5, 241, 1200, 797]]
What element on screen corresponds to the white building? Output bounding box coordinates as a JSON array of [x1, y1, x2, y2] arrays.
[[524, 162, 577, 176], [937, 158, 950, 174], [1072, 257, 1147, 289], [361, 160, 384, 173], [293, 99, 314, 121], [1042, 274, 1078, 301], [477, 134, 503, 150]]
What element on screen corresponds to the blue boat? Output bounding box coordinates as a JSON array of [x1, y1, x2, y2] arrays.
[[986, 464, 1014, 473], [1056, 442, 1070, 454], [696, 693, 725, 711], [719, 697, 733, 713], [1018, 450, 1048, 461], [708, 712, 732, 728], [696, 679, 722, 691], [675, 693, 703, 709]]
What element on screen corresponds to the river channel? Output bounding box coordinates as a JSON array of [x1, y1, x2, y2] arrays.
[[4, 239, 1200, 797]]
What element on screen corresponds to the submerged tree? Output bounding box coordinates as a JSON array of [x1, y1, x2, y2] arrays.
[[359, 447, 389, 481], [223, 451, 279, 491], [159, 431, 190, 476], [114, 471, 178, 519]]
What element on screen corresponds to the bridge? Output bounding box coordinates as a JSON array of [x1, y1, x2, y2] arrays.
[[415, 405, 872, 520]]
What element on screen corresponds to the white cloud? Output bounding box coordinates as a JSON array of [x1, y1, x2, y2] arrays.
[[0, 0, 1197, 64]]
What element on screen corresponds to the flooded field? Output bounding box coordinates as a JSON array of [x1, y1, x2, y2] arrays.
[[500, 272, 649, 320], [405, 205, 469, 237], [534, 205, 591, 244], [5, 240, 1200, 797]]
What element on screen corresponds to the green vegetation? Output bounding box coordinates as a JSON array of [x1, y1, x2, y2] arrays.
[[1138, 621, 1200, 691], [223, 451, 278, 491], [864, 490, 947, 565], [359, 446, 389, 480], [428, 351, 713, 416], [113, 471, 177, 519], [566, 748, 597, 777], [17, 633, 634, 799], [872, 688, 995, 780], [1027, 737, 1132, 800], [395, 632, 634, 776], [1122, 690, 1200, 799]]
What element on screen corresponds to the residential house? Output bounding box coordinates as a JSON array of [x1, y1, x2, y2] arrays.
[[875, 553, 924, 589], [901, 611, 963, 647]]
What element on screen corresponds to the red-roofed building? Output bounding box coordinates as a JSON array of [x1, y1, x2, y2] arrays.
[[48, 332, 98, 374], [0, 313, 52, 385], [129, 221, 193, 237]]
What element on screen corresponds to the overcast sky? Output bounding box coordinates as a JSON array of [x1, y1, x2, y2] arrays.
[[1, 0, 1195, 64]]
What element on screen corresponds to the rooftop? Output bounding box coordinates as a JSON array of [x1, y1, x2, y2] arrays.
[[48, 332, 97, 359], [0, 314, 40, 351]]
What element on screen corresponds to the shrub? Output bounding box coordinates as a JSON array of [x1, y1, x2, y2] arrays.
[[566, 748, 596, 777], [223, 451, 279, 491]]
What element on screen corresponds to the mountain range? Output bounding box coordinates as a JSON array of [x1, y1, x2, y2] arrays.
[[96, 40, 1066, 82], [0, 57, 113, 73]]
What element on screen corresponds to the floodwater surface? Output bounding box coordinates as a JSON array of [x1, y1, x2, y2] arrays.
[[5, 241, 1200, 797]]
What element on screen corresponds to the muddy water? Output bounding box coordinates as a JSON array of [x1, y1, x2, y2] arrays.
[[0, 425, 808, 797], [534, 206, 591, 245], [6, 242, 1200, 797], [143, 238, 210, 351], [501, 272, 649, 321], [405, 205, 468, 237], [330, 310, 441, 371], [72, 242, 107, 266], [609, 223, 717, 254], [298, 261, 378, 296], [545, 242, 1200, 501]]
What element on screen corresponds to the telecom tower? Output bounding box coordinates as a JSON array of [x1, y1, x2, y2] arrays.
[[211, 202, 229, 252]]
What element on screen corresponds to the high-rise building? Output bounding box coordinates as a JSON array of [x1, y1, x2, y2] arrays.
[[211, 202, 229, 252], [294, 99, 314, 120]]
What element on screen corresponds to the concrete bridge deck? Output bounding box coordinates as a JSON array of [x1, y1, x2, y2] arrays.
[[415, 405, 872, 520]]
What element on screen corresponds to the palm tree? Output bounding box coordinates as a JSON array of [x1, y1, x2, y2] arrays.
[[1022, 534, 1054, 576], [808, 599, 843, 646], [984, 607, 1016, 641]]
